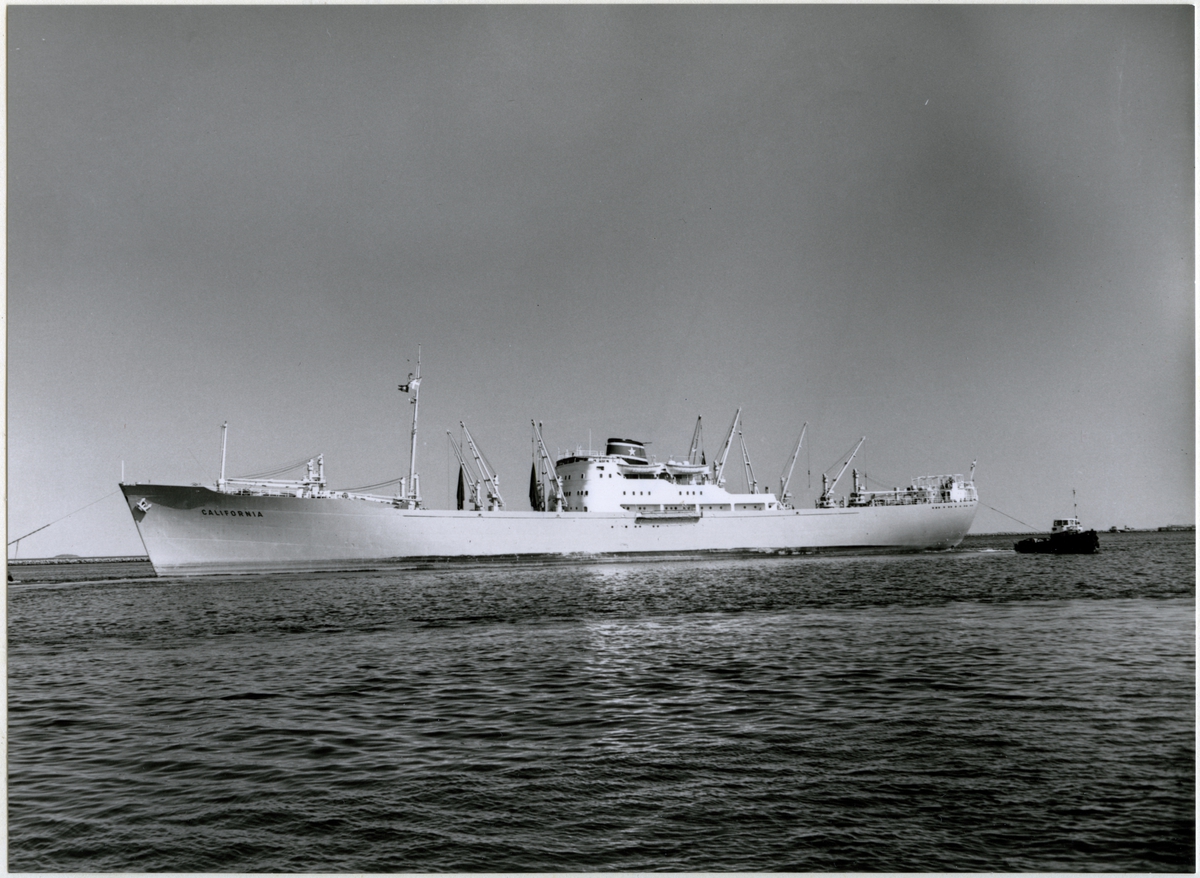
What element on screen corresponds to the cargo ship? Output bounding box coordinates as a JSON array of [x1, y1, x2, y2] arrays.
[[120, 353, 979, 576]]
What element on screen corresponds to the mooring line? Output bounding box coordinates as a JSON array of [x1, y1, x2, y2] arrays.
[[982, 502, 1039, 532], [8, 490, 122, 547]]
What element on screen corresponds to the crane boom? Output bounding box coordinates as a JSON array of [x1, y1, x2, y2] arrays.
[[712, 408, 741, 486], [820, 436, 865, 507], [462, 422, 505, 510], [687, 417, 704, 465], [531, 421, 565, 512], [739, 432, 758, 494], [779, 423, 807, 505], [446, 431, 482, 510]]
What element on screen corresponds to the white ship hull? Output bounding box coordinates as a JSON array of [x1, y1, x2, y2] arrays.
[[121, 484, 978, 576]]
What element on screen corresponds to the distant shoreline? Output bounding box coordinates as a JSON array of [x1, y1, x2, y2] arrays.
[[8, 556, 151, 566], [966, 527, 1195, 537]]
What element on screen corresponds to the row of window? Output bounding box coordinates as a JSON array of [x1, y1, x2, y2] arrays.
[[562, 474, 707, 493], [563, 471, 685, 482], [615, 489, 709, 495]]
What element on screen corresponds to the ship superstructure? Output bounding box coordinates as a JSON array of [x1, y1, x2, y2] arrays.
[[120, 353, 979, 575]]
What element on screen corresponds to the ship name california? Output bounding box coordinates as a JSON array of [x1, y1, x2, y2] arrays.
[[121, 349, 978, 576]]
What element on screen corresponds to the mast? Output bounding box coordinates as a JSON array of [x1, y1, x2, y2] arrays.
[[713, 408, 741, 487], [779, 423, 807, 506], [398, 346, 422, 508], [219, 421, 228, 492]]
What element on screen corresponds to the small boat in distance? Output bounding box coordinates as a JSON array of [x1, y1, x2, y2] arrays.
[[1014, 517, 1100, 555]]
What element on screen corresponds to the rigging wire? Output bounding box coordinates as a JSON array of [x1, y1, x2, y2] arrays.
[[477, 441, 499, 482], [331, 476, 404, 494], [235, 454, 322, 481], [862, 470, 906, 491], [980, 503, 1040, 532], [9, 490, 121, 547], [820, 438, 864, 477]]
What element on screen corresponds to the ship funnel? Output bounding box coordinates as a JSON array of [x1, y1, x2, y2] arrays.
[[606, 438, 648, 464]]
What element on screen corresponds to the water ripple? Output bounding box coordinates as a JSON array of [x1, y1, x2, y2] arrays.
[[8, 532, 1194, 871]]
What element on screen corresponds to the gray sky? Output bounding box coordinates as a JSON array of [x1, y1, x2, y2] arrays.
[[8, 5, 1194, 556]]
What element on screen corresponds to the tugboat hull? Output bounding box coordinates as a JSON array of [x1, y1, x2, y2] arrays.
[[1014, 530, 1100, 555]]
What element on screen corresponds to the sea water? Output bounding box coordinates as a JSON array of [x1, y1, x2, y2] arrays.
[[7, 532, 1194, 871]]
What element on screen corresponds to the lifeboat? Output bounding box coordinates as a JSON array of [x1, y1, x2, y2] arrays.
[[665, 461, 708, 477], [619, 462, 667, 477]]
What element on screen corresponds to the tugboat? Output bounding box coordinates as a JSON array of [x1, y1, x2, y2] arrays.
[[1014, 516, 1100, 555]]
